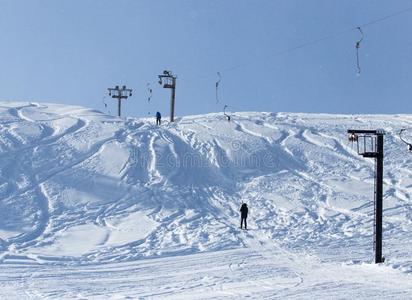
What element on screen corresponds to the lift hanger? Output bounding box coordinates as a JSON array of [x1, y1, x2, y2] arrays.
[[355, 27, 364, 74]]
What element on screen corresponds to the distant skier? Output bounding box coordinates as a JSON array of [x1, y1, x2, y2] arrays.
[[156, 111, 161, 126], [240, 202, 248, 230]]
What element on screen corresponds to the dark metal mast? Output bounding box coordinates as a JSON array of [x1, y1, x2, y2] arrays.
[[107, 85, 133, 117], [347, 129, 385, 263], [158, 70, 177, 122]]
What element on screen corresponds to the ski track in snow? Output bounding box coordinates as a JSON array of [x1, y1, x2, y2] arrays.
[[0, 104, 412, 298]]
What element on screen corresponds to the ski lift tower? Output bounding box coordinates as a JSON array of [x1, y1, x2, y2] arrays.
[[158, 70, 177, 122], [107, 85, 133, 117], [347, 129, 385, 264]]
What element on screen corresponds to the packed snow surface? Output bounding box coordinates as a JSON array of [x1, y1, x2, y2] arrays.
[[0, 102, 411, 299]]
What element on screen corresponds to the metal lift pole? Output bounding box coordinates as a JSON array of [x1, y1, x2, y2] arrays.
[[170, 77, 176, 122], [375, 133, 384, 263], [347, 129, 385, 264], [107, 85, 133, 117], [158, 70, 177, 122]]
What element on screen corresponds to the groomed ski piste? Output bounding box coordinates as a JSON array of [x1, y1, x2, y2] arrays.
[[0, 102, 411, 299]]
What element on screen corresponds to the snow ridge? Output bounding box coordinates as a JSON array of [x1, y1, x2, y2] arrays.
[[0, 102, 412, 298]]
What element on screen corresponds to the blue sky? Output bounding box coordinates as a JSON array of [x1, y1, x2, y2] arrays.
[[1, 0, 412, 118]]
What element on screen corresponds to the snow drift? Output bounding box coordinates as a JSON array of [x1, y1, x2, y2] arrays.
[[0, 102, 411, 298]]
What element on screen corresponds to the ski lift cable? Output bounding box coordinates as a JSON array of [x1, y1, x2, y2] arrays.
[[359, 6, 412, 28], [217, 6, 412, 75], [137, 6, 412, 115], [220, 32, 350, 73], [209, 7, 412, 110], [144, 6, 412, 88]]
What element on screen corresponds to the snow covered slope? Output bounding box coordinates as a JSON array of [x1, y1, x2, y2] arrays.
[[0, 102, 411, 298]]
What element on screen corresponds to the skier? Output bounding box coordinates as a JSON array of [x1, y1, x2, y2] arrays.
[[156, 111, 161, 126], [240, 202, 248, 230]]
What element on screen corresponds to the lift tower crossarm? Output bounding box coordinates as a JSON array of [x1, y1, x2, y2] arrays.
[[347, 129, 382, 134], [107, 85, 133, 117]]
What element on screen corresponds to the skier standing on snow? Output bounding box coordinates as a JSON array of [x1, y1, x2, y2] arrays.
[[240, 202, 248, 230], [156, 111, 162, 126]]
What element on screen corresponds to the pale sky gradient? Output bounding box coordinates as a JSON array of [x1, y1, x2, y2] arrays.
[[1, 0, 412, 118]]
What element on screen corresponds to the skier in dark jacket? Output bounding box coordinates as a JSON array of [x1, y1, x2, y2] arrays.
[[240, 202, 248, 230], [156, 111, 161, 125]]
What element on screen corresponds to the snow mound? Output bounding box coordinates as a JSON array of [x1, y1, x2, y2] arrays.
[[0, 102, 412, 296]]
